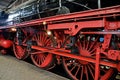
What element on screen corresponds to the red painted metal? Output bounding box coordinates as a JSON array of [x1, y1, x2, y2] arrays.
[[108, 50, 120, 60], [95, 48, 100, 80], [0, 5, 120, 80], [31, 45, 119, 79], [13, 36, 29, 60], [0, 40, 13, 48], [48, 20, 104, 35], [100, 69, 115, 80], [0, 34, 12, 48], [13, 45, 27, 59], [31, 45, 117, 68], [102, 34, 112, 51], [117, 63, 120, 72], [81, 31, 120, 35], [62, 35, 102, 80], [31, 31, 55, 70]]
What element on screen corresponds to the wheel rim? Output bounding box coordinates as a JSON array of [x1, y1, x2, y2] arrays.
[[31, 52, 53, 68], [13, 37, 29, 60], [62, 35, 115, 80], [13, 29, 29, 60], [31, 31, 55, 69], [13, 44, 27, 59]]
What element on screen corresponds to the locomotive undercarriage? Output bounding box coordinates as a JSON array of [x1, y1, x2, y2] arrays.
[[12, 27, 120, 80], [0, 1, 120, 80], [9, 8, 120, 80]]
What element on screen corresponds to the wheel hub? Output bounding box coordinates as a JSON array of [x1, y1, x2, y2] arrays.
[[80, 49, 91, 57], [79, 60, 89, 65]]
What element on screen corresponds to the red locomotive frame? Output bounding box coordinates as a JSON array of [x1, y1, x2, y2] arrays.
[[0, 5, 120, 80]]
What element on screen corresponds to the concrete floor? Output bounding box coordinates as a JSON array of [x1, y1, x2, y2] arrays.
[[0, 54, 69, 80]]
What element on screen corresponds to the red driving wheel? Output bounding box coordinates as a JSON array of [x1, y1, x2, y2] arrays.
[[62, 35, 116, 80], [31, 31, 55, 70]]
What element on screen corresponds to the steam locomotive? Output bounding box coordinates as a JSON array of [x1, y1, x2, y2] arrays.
[[0, 1, 120, 80]]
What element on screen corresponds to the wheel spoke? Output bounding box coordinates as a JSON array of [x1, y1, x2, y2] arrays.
[[80, 66, 83, 80], [87, 64, 95, 79], [13, 42, 28, 59], [83, 36, 86, 49], [63, 34, 116, 80], [89, 63, 95, 70], [41, 32, 45, 43], [41, 55, 46, 64], [90, 47, 96, 54], [70, 65, 76, 72], [78, 36, 83, 49], [86, 36, 91, 50], [44, 38, 51, 46], [67, 62, 73, 66], [75, 65, 80, 77], [43, 34, 48, 44], [85, 66, 89, 80], [88, 36, 99, 51], [39, 32, 42, 44]]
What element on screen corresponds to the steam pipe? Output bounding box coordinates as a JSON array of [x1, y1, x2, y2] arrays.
[[98, 0, 101, 8], [59, 0, 62, 7], [7, 0, 37, 13]]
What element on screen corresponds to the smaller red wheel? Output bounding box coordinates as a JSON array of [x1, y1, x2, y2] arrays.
[[31, 31, 55, 70], [31, 52, 55, 69]]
